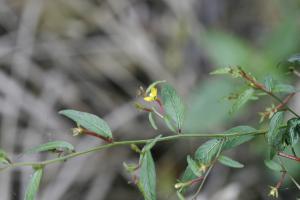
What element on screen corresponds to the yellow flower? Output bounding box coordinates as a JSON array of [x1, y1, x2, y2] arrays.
[[268, 186, 278, 198], [144, 87, 158, 102]]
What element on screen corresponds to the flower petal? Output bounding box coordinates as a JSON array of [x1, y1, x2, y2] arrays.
[[144, 96, 154, 102], [150, 87, 157, 98]]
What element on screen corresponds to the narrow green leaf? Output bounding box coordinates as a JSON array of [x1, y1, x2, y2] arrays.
[[25, 167, 43, 200], [24, 141, 75, 154], [218, 155, 244, 168], [267, 112, 286, 159], [230, 88, 254, 114], [288, 54, 300, 63], [148, 112, 158, 130], [263, 76, 274, 92], [210, 67, 241, 78], [176, 191, 185, 200], [268, 147, 277, 160], [142, 135, 162, 153], [210, 67, 232, 75], [264, 160, 282, 172], [285, 118, 300, 146], [267, 111, 284, 147], [0, 149, 11, 165], [187, 155, 202, 177], [161, 84, 185, 131], [273, 84, 296, 94], [180, 166, 197, 183], [222, 126, 257, 150], [145, 80, 166, 94], [59, 109, 112, 139], [139, 151, 156, 200], [163, 117, 176, 133], [195, 139, 223, 164]]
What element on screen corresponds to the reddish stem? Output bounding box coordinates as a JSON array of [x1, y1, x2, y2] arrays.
[[83, 130, 113, 143], [278, 152, 300, 162], [239, 67, 300, 117], [276, 93, 295, 110], [155, 98, 164, 114], [276, 171, 287, 189], [189, 176, 204, 186], [238, 68, 266, 90], [261, 93, 295, 118]]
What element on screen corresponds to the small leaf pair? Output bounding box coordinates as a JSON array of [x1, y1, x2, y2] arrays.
[[264, 76, 296, 94], [143, 81, 185, 133], [24, 141, 75, 155], [181, 126, 255, 184]]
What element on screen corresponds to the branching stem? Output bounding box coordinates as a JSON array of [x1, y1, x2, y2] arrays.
[[1, 129, 267, 172], [238, 68, 300, 118]]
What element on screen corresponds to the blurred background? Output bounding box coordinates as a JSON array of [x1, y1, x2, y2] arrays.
[[0, 0, 300, 199]]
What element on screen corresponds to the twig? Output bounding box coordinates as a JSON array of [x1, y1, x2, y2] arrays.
[[0, 129, 267, 172], [260, 93, 295, 120], [278, 152, 300, 162], [192, 139, 225, 200], [238, 68, 300, 118], [276, 170, 287, 189]]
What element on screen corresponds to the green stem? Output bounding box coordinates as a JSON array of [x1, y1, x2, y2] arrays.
[[1, 129, 267, 172], [291, 147, 298, 157], [278, 157, 300, 190]]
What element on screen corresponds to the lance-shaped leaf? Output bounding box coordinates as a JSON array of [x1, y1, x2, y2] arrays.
[[266, 111, 284, 147], [273, 84, 296, 94], [195, 139, 223, 164], [285, 118, 300, 146], [288, 54, 300, 63], [161, 84, 185, 132], [187, 155, 202, 177], [25, 167, 43, 200], [24, 141, 75, 154], [181, 126, 255, 183], [180, 166, 197, 183], [264, 160, 282, 172], [163, 116, 176, 133], [210, 67, 241, 78], [59, 109, 112, 139], [218, 155, 244, 168], [210, 67, 232, 75], [222, 126, 257, 150], [148, 112, 158, 130], [176, 191, 185, 200], [264, 76, 274, 92], [0, 149, 11, 165], [230, 88, 255, 114], [139, 151, 156, 200]]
